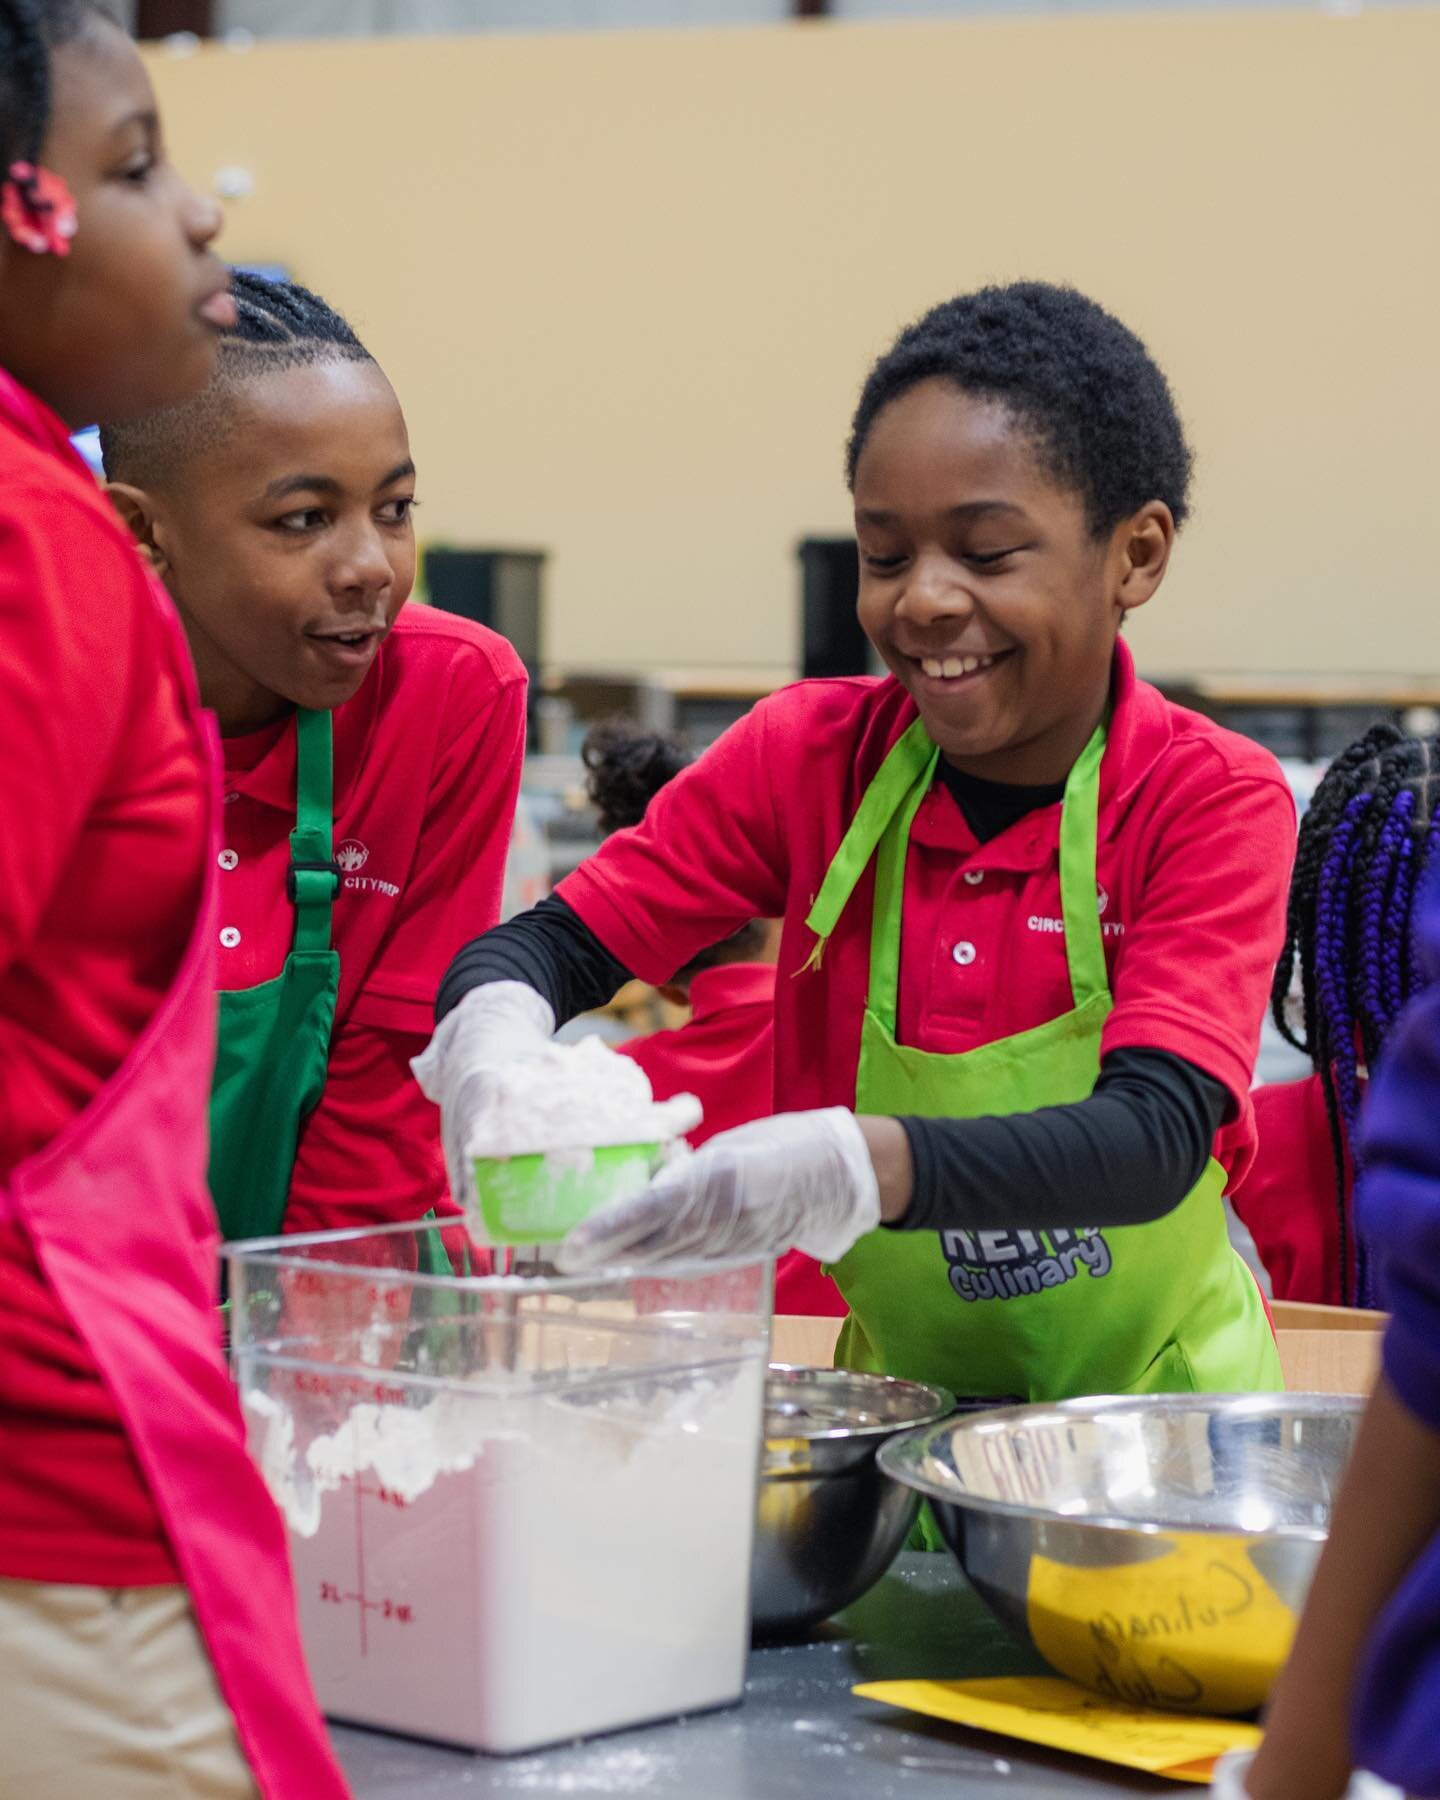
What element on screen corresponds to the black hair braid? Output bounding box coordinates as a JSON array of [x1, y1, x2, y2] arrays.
[[98, 271, 373, 484], [581, 720, 691, 836], [1273, 722, 1440, 1304], [226, 270, 369, 353], [846, 281, 1193, 538], [0, 0, 96, 175]]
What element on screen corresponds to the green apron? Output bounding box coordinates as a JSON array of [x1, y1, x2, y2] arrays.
[[811, 716, 1282, 1407], [208, 707, 341, 1242]]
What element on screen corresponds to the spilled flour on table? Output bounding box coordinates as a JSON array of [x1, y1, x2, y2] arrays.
[[505, 1747, 675, 1793]]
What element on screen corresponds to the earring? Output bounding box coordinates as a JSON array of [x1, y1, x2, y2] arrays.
[[2, 162, 78, 256]]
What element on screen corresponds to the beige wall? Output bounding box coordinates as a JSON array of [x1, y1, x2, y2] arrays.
[[147, 12, 1440, 683]]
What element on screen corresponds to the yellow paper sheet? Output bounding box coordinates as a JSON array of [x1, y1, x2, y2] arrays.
[[1025, 1537, 1297, 1716], [854, 1675, 1262, 1784]]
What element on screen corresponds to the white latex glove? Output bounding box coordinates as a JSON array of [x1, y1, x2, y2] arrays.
[[410, 982, 556, 1204], [1210, 1752, 1404, 1800], [555, 1107, 880, 1273]]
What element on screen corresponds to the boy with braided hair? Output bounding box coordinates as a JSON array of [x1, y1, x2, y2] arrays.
[[102, 271, 526, 1249], [1234, 724, 1440, 1305]]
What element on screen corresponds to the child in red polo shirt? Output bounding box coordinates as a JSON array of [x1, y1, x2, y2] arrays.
[[103, 273, 525, 1244], [1232, 725, 1440, 1307], [420, 282, 1294, 1412], [585, 720, 844, 1317], [0, 6, 345, 1793]]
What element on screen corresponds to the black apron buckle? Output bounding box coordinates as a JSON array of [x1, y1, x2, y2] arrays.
[[287, 858, 341, 904]]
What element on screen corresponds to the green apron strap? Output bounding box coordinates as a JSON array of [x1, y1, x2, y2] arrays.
[[803, 718, 938, 959], [865, 755, 939, 1035], [1057, 720, 1108, 1009], [287, 707, 338, 957]]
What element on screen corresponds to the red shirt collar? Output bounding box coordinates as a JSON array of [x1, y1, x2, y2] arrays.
[[686, 962, 777, 1020], [221, 670, 380, 813], [1101, 636, 1175, 810], [0, 367, 91, 474]]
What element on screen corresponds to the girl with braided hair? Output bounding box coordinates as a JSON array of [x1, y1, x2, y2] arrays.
[[0, 6, 348, 1796], [101, 273, 526, 1253], [1226, 863, 1440, 1800], [585, 720, 844, 1316], [1232, 724, 1440, 1307]]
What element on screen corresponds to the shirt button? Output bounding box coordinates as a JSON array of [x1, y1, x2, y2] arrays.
[[963, 869, 984, 886], [218, 849, 239, 871], [219, 927, 241, 949], [223, 792, 239, 805], [952, 940, 977, 967]]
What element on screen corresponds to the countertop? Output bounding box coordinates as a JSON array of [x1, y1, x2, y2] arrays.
[[335, 1553, 1184, 1798]]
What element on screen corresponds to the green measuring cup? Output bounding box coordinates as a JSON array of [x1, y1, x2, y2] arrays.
[[470, 1142, 660, 1248]]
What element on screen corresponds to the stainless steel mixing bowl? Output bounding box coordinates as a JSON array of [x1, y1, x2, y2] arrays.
[[879, 1392, 1364, 1714], [750, 1365, 955, 1639]]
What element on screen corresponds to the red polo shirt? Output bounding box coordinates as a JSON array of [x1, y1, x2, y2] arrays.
[[618, 964, 778, 1149], [616, 964, 844, 1316], [217, 605, 526, 1236], [1231, 1073, 1353, 1304], [558, 642, 1295, 1193], [0, 372, 209, 1587]]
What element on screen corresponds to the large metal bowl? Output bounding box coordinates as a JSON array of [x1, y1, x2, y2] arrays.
[[879, 1392, 1364, 1714], [750, 1365, 955, 1638]]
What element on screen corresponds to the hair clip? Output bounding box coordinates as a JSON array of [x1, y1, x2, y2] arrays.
[[2, 162, 78, 257]]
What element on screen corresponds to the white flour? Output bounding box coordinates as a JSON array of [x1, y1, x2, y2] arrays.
[[246, 1385, 497, 1537], [243, 1357, 763, 1754], [464, 1035, 701, 1159]]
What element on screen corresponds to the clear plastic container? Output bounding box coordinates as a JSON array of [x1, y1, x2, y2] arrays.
[[227, 1220, 772, 1755]]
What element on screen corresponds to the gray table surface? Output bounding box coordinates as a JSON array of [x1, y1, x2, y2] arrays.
[[334, 1554, 1185, 1798]]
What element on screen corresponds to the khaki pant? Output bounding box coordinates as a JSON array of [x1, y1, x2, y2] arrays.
[[0, 1579, 259, 1799]]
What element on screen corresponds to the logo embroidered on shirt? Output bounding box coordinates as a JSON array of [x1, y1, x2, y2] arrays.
[[941, 1226, 1114, 1302], [1027, 883, 1124, 939], [335, 838, 400, 898]]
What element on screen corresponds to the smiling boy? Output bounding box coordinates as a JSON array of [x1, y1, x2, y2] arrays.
[[102, 273, 525, 1244], [420, 283, 1293, 1411]]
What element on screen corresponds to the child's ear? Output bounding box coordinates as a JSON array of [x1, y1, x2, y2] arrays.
[[1112, 500, 1175, 622], [105, 482, 169, 576]]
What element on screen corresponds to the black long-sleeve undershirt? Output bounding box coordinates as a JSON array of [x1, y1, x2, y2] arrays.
[[438, 893, 632, 1027], [435, 763, 1231, 1233]]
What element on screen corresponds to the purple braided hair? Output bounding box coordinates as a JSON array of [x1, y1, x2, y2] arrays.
[[1385, 821, 1417, 1023], [1313, 794, 1369, 1302], [1314, 794, 1369, 1138], [1408, 809, 1440, 994], [1361, 788, 1415, 1036], [1274, 729, 1440, 1304]]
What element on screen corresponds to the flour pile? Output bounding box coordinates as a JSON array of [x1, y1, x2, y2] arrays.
[[465, 1034, 701, 1159]]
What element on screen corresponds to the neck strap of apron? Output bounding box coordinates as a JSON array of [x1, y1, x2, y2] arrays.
[[803, 713, 1109, 1028], [287, 707, 338, 956]]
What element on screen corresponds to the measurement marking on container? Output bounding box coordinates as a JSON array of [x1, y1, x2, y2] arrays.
[[317, 1480, 417, 1655], [354, 1470, 367, 1655]]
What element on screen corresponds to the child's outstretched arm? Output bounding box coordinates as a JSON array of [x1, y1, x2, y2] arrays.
[[1248, 868, 1440, 1800], [1244, 1377, 1440, 1799]]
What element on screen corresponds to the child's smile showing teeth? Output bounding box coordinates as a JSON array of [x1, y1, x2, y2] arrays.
[[919, 650, 1002, 680]]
